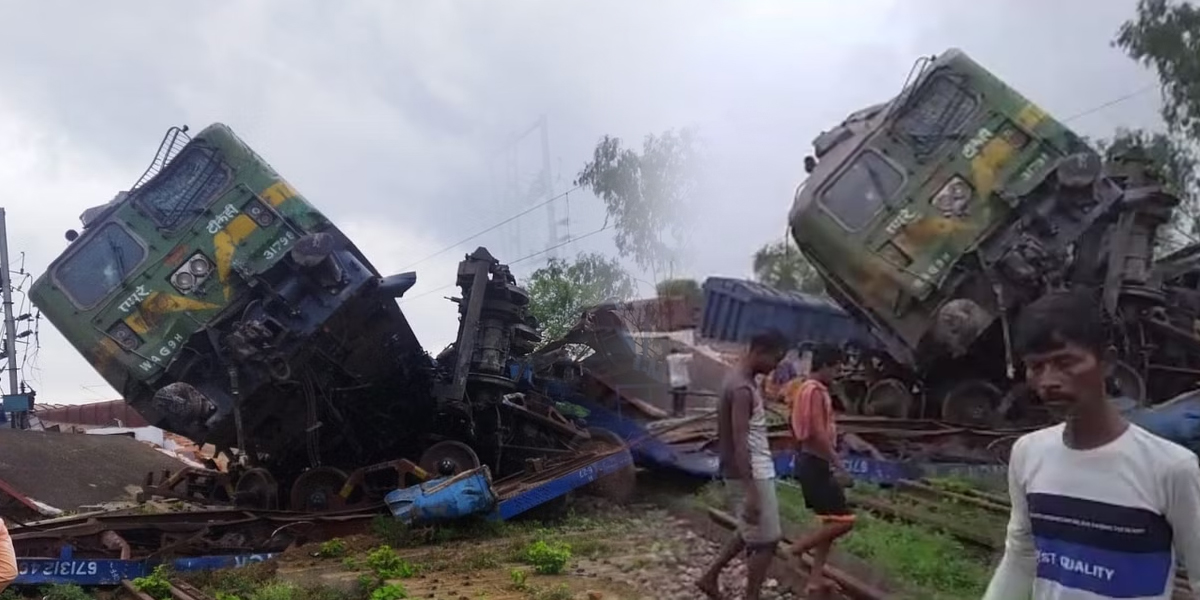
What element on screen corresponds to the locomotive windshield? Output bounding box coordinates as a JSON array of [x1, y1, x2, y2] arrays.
[[54, 223, 146, 309], [133, 145, 230, 230], [893, 73, 979, 159], [820, 151, 903, 230]]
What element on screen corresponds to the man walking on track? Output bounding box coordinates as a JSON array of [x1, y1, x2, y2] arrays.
[[697, 329, 788, 600], [985, 290, 1200, 599], [788, 344, 854, 597]]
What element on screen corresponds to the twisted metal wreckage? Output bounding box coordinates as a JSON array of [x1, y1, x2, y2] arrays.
[[18, 104, 1200, 588], [15, 284, 1200, 589], [6, 288, 1031, 588]]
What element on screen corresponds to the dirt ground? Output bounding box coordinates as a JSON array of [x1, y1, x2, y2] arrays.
[[270, 503, 799, 600]]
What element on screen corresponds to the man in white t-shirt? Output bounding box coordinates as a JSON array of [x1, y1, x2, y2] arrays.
[[666, 348, 693, 417], [984, 290, 1200, 600]]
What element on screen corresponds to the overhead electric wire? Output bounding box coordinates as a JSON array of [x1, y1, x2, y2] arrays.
[[509, 220, 610, 267], [398, 184, 581, 272], [1061, 83, 1158, 123], [398, 221, 611, 305], [0, 264, 39, 390]]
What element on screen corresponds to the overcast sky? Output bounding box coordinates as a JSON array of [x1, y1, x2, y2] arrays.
[[0, 0, 1165, 404]]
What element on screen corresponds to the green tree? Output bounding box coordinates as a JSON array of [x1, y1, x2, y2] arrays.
[[655, 278, 702, 305], [752, 239, 825, 295], [1096, 127, 1200, 250], [1116, 0, 1200, 139], [575, 129, 701, 275], [526, 252, 635, 342], [1113, 3, 1200, 250]]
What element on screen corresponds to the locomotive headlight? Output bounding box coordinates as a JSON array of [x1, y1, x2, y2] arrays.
[[107, 321, 142, 351], [245, 198, 275, 227], [931, 176, 974, 217], [188, 255, 212, 276], [170, 252, 212, 294], [173, 271, 196, 291]]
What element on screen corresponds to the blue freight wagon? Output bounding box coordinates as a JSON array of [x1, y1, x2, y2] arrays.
[[700, 277, 878, 349]]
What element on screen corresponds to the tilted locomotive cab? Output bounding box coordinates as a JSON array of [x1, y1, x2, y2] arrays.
[[789, 49, 1182, 423]]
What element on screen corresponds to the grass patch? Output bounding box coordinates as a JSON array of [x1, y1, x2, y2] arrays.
[[529, 583, 574, 600], [521, 539, 573, 575], [365, 545, 417, 579], [774, 483, 992, 599], [369, 513, 549, 549], [133, 564, 173, 599], [247, 582, 299, 600], [318, 538, 347, 558], [185, 562, 279, 599], [191, 508, 632, 600], [568, 537, 614, 559], [510, 567, 529, 588], [35, 585, 92, 600], [695, 481, 993, 599], [452, 548, 503, 572], [368, 583, 408, 600], [926, 473, 1007, 495], [849, 483, 1008, 541], [369, 515, 422, 548]]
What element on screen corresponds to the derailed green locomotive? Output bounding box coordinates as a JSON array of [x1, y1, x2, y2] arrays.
[[790, 48, 1200, 424], [31, 124, 590, 508]]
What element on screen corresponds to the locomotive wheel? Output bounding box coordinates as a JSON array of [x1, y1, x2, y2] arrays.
[[233, 468, 279, 510], [939, 379, 1003, 427], [575, 427, 637, 505], [862, 379, 913, 418], [289, 467, 349, 513], [834, 380, 867, 415], [1110, 361, 1147, 405], [419, 441, 482, 478]]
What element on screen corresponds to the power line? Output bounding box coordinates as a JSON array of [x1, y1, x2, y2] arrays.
[[398, 222, 611, 305], [510, 221, 610, 267], [398, 185, 581, 272], [1062, 83, 1158, 123]]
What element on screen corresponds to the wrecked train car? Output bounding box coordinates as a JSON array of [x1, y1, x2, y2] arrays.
[[789, 48, 1200, 425], [30, 124, 600, 509]]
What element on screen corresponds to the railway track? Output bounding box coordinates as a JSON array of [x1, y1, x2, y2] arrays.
[[29, 470, 1197, 599], [844, 479, 1194, 599], [13, 504, 383, 563], [117, 578, 215, 600], [706, 507, 887, 600]]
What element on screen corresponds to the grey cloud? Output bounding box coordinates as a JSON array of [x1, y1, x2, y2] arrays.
[[902, 0, 1163, 137], [0, 0, 1172, 404]]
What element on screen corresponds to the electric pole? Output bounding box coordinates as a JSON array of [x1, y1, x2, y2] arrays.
[[0, 208, 22, 428], [538, 114, 558, 260], [491, 116, 561, 267]]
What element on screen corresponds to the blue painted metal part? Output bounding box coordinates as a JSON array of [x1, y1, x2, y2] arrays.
[[16, 545, 278, 586], [701, 277, 880, 348], [3, 394, 31, 412], [491, 448, 635, 521], [771, 450, 1006, 486], [571, 390, 1010, 486], [506, 361, 537, 389], [385, 442, 635, 524], [570, 396, 718, 478], [385, 467, 498, 525], [773, 450, 915, 484], [1122, 390, 1200, 454]]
